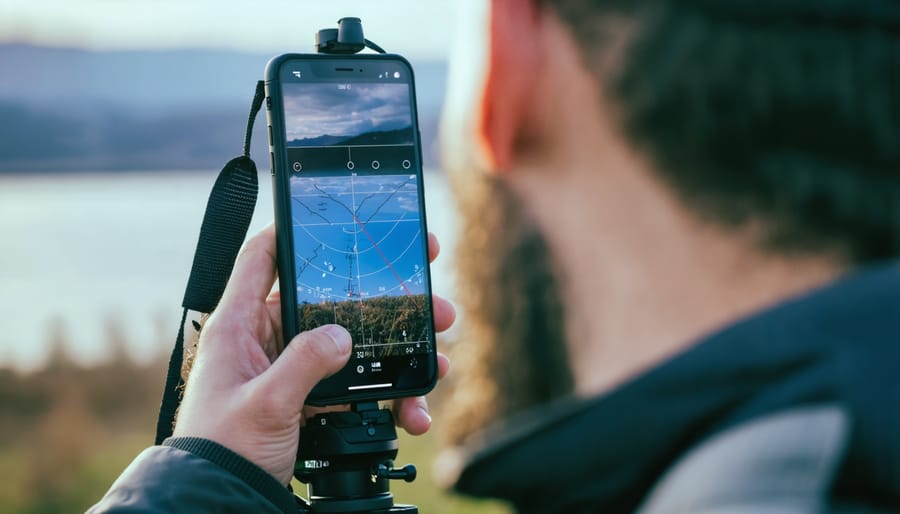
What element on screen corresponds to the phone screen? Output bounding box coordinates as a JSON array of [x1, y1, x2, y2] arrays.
[[268, 56, 436, 403]]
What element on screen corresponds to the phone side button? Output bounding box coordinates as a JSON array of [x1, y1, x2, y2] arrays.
[[270, 152, 275, 175]]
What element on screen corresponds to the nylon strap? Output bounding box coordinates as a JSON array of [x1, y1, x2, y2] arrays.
[[154, 81, 265, 445]]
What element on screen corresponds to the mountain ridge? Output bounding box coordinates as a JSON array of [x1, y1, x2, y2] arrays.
[[0, 44, 446, 172], [289, 126, 414, 147]]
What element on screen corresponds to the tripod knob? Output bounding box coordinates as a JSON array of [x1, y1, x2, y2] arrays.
[[375, 463, 417, 483]]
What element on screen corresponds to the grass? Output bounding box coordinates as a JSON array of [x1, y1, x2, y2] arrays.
[[1, 351, 510, 514], [0, 430, 154, 514], [0, 427, 509, 514], [387, 431, 510, 514]]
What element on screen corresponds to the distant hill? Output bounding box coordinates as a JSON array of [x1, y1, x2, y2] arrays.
[[0, 44, 446, 172], [288, 134, 349, 147], [339, 126, 414, 146], [289, 126, 415, 147]]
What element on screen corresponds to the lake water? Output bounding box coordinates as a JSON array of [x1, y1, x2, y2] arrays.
[[0, 170, 459, 370]]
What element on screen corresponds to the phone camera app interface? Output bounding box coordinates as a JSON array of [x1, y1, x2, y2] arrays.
[[282, 78, 432, 390]]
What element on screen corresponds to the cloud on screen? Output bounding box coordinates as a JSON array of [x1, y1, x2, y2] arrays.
[[283, 83, 411, 142]]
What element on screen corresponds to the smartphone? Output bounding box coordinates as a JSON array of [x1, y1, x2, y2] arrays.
[[265, 54, 438, 405]]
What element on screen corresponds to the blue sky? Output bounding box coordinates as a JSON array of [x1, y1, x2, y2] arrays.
[[0, 1, 473, 369], [0, 0, 456, 59], [290, 174, 427, 302]]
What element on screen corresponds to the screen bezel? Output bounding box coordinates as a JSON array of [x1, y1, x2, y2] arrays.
[[265, 53, 438, 406]]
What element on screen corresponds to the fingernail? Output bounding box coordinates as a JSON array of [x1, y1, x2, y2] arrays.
[[319, 325, 351, 354], [418, 406, 432, 424]]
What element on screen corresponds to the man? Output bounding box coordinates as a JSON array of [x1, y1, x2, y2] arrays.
[[92, 0, 899, 513], [437, 0, 900, 512]]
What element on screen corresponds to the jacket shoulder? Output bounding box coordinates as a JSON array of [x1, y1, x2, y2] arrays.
[[637, 405, 851, 514], [88, 444, 291, 514]]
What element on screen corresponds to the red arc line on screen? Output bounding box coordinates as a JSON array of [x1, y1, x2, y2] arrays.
[[351, 213, 416, 298]]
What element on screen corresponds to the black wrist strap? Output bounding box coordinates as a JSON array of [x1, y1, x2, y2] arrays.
[[154, 81, 265, 445]]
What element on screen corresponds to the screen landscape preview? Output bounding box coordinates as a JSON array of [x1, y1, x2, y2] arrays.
[[284, 81, 431, 359], [283, 82, 413, 148]]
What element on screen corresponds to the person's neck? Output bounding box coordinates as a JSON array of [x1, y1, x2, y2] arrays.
[[509, 128, 845, 398]]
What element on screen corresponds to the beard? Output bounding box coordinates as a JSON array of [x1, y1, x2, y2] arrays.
[[440, 171, 574, 446]]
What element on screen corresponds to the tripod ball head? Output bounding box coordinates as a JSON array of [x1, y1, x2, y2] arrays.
[[295, 404, 419, 513]]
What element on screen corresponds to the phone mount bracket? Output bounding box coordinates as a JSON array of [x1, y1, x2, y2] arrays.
[[295, 401, 418, 513], [294, 19, 417, 514]]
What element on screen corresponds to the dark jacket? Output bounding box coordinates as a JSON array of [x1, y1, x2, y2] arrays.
[[453, 262, 900, 513]]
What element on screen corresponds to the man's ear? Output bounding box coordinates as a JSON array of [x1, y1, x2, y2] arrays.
[[480, 0, 544, 173]]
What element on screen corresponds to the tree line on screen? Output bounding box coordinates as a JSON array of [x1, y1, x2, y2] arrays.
[[298, 294, 430, 356]]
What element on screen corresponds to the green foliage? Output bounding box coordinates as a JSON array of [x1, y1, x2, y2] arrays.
[[0, 324, 509, 514], [0, 351, 165, 514]]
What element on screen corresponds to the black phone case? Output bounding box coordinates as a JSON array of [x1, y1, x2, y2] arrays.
[[265, 53, 438, 406]]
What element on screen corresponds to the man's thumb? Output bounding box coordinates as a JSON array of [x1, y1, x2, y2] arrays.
[[266, 324, 352, 403]]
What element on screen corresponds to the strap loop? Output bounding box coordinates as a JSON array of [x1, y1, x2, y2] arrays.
[[244, 81, 266, 158], [155, 82, 264, 444], [181, 155, 258, 313]]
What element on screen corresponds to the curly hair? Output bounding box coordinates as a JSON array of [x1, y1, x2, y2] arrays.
[[544, 0, 900, 261]]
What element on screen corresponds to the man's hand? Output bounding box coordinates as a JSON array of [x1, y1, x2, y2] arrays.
[[172, 224, 453, 485]]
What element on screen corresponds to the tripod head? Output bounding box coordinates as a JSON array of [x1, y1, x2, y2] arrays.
[[295, 402, 417, 513], [292, 21, 418, 513]]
